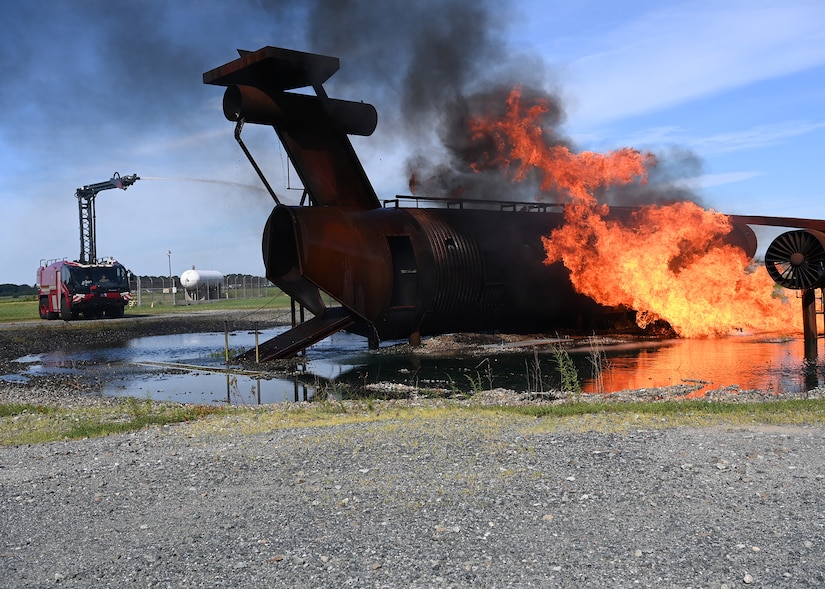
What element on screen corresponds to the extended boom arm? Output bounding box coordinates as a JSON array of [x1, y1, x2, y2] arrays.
[[76, 172, 140, 263]]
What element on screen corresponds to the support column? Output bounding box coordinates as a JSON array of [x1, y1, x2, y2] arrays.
[[802, 288, 817, 361], [408, 330, 421, 347]]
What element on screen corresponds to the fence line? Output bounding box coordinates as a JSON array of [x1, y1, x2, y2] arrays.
[[128, 275, 278, 307]]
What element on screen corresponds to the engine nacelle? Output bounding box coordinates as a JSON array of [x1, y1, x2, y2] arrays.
[[223, 85, 378, 137], [765, 229, 825, 290]]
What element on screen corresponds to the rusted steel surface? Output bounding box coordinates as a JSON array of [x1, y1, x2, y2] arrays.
[[204, 47, 378, 210], [263, 204, 604, 342], [203, 46, 340, 91]]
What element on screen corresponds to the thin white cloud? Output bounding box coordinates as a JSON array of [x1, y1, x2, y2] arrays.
[[670, 171, 764, 191], [563, 1, 825, 124], [687, 121, 825, 155], [580, 119, 825, 158]]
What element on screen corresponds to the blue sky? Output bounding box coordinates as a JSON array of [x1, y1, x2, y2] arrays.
[[1, 0, 823, 285]]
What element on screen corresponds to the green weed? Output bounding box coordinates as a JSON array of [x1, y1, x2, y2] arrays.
[[0, 403, 56, 417], [587, 336, 609, 394], [551, 344, 581, 395], [465, 372, 484, 394], [525, 350, 544, 393]]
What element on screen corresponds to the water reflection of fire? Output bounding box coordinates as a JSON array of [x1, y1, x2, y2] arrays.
[[469, 86, 802, 337], [577, 337, 815, 396]]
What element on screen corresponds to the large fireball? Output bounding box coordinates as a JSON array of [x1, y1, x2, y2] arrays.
[[469, 87, 800, 336]]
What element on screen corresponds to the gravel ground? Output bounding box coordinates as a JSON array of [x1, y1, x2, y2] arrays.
[[1, 314, 825, 587], [2, 416, 824, 588]]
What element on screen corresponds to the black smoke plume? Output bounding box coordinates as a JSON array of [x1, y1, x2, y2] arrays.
[[1, 0, 701, 205]]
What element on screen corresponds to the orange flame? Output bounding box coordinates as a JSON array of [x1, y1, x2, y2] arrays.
[[542, 201, 800, 336], [469, 88, 653, 200], [469, 87, 801, 336]]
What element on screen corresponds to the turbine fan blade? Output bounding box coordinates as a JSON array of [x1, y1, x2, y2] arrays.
[[765, 230, 825, 290]]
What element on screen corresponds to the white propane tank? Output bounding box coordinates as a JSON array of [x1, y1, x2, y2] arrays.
[[180, 268, 224, 289]]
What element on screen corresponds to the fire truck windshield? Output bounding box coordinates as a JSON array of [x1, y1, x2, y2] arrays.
[[66, 265, 128, 291]]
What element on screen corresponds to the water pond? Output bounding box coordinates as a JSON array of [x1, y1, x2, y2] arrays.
[[10, 327, 824, 405]]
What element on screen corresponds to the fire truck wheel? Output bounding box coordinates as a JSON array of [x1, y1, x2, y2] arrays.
[[109, 306, 125, 318], [39, 297, 48, 319], [39, 297, 55, 320], [60, 298, 72, 321]]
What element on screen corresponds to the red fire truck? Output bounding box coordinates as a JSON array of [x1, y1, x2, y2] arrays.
[[37, 258, 131, 319], [36, 172, 139, 320]]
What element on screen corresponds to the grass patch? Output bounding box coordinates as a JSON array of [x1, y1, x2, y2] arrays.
[[0, 400, 227, 445], [0, 403, 57, 417], [488, 398, 825, 419], [0, 298, 39, 322], [181, 397, 825, 440], [132, 293, 293, 315], [489, 398, 825, 433], [4, 397, 825, 446], [0, 294, 294, 324]]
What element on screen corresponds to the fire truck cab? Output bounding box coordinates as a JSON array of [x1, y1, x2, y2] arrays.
[[37, 258, 131, 320]]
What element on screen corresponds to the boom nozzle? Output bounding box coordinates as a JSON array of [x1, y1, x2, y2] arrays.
[[113, 172, 140, 189]]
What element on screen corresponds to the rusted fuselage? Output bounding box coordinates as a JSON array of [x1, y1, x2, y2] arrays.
[[266, 202, 600, 340], [203, 46, 759, 360]]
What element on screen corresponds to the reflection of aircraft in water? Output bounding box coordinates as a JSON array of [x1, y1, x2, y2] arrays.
[[203, 46, 825, 361]]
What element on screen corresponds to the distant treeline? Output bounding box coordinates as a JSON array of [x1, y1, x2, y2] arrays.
[[0, 284, 37, 297]]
